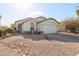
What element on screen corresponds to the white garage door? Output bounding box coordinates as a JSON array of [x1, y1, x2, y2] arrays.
[[42, 24, 57, 34]]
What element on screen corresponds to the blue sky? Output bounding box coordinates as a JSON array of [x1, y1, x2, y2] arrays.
[[0, 3, 79, 26]]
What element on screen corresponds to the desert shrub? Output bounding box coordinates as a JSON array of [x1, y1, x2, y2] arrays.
[[0, 30, 3, 37], [0, 27, 13, 37], [63, 17, 78, 33], [66, 25, 77, 33], [0, 29, 7, 37], [37, 31, 44, 34], [3, 29, 7, 35], [5, 28, 13, 34]]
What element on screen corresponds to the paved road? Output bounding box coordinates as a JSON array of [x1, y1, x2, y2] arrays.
[[47, 33, 79, 42]]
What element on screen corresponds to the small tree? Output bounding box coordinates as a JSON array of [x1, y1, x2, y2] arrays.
[[63, 17, 77, 33], [76, 9, 79, 17]]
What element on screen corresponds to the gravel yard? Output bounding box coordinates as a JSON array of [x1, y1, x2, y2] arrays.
[[0, 33, 79, 56]]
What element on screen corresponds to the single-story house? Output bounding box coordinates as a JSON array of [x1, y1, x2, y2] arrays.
[[15, 16, 59, 34]]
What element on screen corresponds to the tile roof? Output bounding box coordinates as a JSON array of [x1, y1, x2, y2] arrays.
[[15, 16, 59, 25]]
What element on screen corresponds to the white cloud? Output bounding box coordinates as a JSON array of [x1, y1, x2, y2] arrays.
[[28, 11, 43, 17]]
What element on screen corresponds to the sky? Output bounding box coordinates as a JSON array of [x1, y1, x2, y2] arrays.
[[0, 3, 79, 26]]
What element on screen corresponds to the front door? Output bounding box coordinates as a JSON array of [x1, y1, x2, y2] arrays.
[[30, 22, 34, 34]]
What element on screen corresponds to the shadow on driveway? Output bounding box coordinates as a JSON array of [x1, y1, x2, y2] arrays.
[[47, 33, 79, 43], [13, 33, 45, 41], [13, 33, 79, 43]]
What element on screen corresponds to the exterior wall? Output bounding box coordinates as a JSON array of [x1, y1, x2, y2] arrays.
[[15, 18, 33, 31], [21, 20, 37, 32], [37, 20, 59, 34], [22, 22, 30, 32], [15, 23, 19, 31], [15, 20, 27, 31]]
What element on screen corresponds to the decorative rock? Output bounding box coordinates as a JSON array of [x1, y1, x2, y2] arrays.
[[13, 49, 17, 52], [24, 51, 29, 56], [16, 49, 22, 53]]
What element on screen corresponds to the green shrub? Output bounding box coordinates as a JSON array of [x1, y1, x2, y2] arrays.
[[3, 30, 7, 35], [0, 28, 13, 37], [0, 30, 3, 37], [6, 28, 13, 33]]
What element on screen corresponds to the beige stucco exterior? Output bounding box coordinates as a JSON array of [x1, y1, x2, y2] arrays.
[[37, 19, 59, 34], [21, 20, 37, 33], [15, 19, 26, 31], [15, 18, 33, 31]]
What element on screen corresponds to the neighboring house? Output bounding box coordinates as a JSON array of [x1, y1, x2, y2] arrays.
[[15, 16, 59, 34]]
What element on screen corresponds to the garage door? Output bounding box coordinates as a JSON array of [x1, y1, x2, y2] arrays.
[[42, 24, 57, 34]]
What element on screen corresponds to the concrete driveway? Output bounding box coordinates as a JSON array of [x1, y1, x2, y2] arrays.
[[47, 33, 79, 43], [15, 33, 79, 43]]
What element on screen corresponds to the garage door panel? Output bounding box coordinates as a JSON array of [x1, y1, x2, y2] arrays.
[[42, 25, 57, 34]]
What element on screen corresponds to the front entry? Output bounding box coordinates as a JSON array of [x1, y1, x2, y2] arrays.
[[30, 22, 34, 34]]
